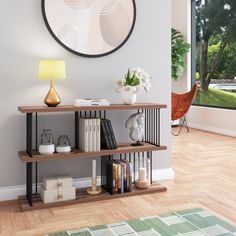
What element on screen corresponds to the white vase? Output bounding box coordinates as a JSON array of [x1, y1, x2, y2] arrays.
[[120, 89, 137, 105]]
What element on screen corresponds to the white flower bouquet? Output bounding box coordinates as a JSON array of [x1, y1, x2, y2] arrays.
[[116, 68, 151, 94]]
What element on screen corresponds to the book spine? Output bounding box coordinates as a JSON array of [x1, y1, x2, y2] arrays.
[[88, 119, 93, 152], [101, 120, 112, 150], [107, 120, 117, 149], [85, 120, 89, 152], [104, 120, 114, 149], [79, 119, 89, 152], [121, 163, 124, 193], [126, 163, 130, 191], [92, 119, 96, 152], [129, 162, 133, 192], [117, 163, 121, 194], [113, 163, 116, 194], [107, 160, 113, 194], [123, 162, 127, 192], [96, 119, 100, 151]]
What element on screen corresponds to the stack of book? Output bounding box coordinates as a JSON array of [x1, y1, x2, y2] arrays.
[[101, 119, 117, 150], [79, 118, 101, 152], [74, 98, 110, 107], [107, 160, 133, 194], [78, 118, 117, 152]]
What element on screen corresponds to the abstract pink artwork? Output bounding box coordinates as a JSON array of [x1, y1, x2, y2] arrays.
[[42, 0, 136, 57]]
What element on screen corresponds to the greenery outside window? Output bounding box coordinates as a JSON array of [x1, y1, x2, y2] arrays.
[[192, 0, 236, 110]]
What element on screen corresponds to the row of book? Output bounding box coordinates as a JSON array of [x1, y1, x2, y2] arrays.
[[107, 160, 133, 194], [79, 118, 117, 152]]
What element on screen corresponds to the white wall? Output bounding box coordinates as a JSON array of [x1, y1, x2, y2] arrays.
[[0, 0, 172, 191], [172, 0, 236, 137], [171, 0, 191, 93]]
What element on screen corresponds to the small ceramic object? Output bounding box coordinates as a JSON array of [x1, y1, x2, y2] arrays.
[[39, 144, 55, 155], [56, 135, 71, 153], [39, 129, 55, 155]]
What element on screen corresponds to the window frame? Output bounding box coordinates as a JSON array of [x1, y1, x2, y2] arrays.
[[191, 0, 236, 111]]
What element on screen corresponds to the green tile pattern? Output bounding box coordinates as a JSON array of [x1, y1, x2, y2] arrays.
[[48, 208, 236, 236]]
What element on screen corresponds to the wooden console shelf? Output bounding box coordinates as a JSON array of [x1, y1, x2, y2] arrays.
[[18, 102, 168, 210], [18, 183, 167, 211], [18, 103, 167, 113], [19, 143, 167, 163]]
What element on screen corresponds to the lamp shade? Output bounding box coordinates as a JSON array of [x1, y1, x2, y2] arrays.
[[38, 60, 66, 80]]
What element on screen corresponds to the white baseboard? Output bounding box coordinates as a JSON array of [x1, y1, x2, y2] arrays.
[[0, 168, 174, 202], [189, 122, 236, 137], [153, 168, 175, 180]]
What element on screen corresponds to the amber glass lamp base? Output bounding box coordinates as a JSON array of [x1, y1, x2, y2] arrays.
[[44, 80, 61, 107]]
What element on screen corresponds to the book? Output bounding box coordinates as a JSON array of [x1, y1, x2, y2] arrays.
[[116, 162, 121, 194], [88, 119, 93, 152], [101, 120, 113, 149], [74, 98, 110, 107], [91, 119, 97, 152], [121, 160, 132, 192], [107, 119, 118, 149], [100, 119, 117, 150], [79, 118, 89, 152], [95, 119, 101, 151], [106, 160, 114, 194]]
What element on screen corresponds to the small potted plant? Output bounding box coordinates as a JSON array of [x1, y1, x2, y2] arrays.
[[116, 68, 151, 105]]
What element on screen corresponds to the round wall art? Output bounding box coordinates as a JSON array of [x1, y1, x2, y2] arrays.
[[42, 0, 136, 57]]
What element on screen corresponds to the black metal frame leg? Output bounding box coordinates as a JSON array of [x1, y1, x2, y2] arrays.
[[26, 113, 33, 206]]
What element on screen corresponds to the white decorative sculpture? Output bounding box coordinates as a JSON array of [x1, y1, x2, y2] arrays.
[[125, 112, 145, 146]]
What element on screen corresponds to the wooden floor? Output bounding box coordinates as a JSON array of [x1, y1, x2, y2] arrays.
[[0, 129, 236, 236]]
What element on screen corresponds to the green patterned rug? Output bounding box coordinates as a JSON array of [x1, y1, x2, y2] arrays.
[[48, 208, 236, 236]]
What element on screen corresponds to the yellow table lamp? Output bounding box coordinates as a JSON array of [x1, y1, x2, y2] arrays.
[[38, 60, 66, 107]]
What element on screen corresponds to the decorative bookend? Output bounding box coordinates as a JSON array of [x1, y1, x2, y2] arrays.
[[125, 112, 145, 146]]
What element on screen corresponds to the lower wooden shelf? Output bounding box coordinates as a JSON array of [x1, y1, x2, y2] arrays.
[[19, 143, 167, 163], [18, 182, 167, 211]]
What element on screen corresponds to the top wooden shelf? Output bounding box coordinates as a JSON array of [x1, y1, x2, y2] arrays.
[[18, 103, 167, 113]]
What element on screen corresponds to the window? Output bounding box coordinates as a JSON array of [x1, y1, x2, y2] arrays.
[[192, 0, 236, 110]]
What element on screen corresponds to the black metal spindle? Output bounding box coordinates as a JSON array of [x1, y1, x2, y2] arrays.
[[35, 113, 38, 195], [145, 109, 147, 142], [26, 113, 33, 206], [133, 153, 136, 183], [75, 111, 79, 149], [150, 152, 153, 184], [142, 109, 144, 142], [26, 113, 33, 156], [151, 109, 153, 144], [154, 109, 156, 145]]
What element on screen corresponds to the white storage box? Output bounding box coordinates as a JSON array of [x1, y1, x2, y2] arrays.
[[43, 176, 73, 191], [41, 187, 76, 204]]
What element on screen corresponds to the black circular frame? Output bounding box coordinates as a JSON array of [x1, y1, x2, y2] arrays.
[[41, 0, 136, 58]]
